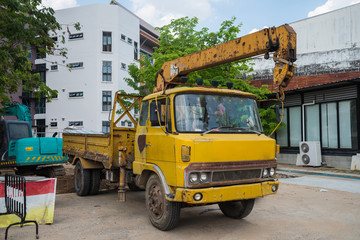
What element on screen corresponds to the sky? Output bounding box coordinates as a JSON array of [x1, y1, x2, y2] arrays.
[[42, 0, 360, 34]]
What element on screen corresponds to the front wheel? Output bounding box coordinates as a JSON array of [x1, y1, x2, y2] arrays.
[[145, 174, 181, 231], [218, 199, 255, 219]]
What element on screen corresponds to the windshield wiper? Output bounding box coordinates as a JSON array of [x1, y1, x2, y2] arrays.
[[231, 127, 263, 136], [201, 126, 263, 136]]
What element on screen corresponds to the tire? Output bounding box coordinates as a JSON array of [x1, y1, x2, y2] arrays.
[[145, 174, 181, 231], [74, 161, 91, 196], [218, 199, 255, 219], [88, 169, 101, 195]]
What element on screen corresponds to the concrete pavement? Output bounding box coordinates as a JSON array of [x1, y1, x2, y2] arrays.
[[279, 175, 360, 194], [278, 163, 360, 194]]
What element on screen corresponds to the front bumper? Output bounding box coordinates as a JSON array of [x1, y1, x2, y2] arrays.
[[167, 180, 279, 204]]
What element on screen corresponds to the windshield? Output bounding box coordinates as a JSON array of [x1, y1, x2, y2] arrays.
[[174, 94, 263, 133], [8, 123, 31, 140]]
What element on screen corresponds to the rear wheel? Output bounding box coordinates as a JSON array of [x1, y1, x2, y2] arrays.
[[145, 174, 181, 231], [74, 161, 91, 196], [88, 169, 101, 195], [218, 199, 255, 219]]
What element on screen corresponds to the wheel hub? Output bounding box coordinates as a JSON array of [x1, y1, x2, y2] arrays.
[[148, 184, 164, 219]]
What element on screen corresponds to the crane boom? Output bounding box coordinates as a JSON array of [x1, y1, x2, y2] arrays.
[[154, 24, 296, 93]]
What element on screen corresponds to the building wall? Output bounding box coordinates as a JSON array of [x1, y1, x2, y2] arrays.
[[251, 3, 360, 79], [277, 153, 353, 169], [248, 4, 360, 169], [36, 4, 140, 136]]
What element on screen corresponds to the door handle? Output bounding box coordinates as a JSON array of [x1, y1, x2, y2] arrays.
[[145, 143, 151, 147]]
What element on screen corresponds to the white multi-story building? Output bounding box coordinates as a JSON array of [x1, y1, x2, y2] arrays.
[[35, 3, 158, 137]]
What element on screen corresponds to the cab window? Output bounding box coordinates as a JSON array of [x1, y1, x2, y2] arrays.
[[150, 98, 166, 127], [139, 101, 149, 126]]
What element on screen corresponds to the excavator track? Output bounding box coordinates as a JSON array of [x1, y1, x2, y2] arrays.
[[36, 165, 66, 178]]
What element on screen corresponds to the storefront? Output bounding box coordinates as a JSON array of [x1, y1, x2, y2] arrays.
[[271, 80, 359, 169]]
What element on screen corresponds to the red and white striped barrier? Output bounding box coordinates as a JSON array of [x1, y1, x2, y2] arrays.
[[0, 177, 57, 228]]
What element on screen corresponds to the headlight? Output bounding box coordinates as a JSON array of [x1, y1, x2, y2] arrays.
[[200, 172, 209, 182], [189, 172, 211, 185], [263, 168, 269, 178], [189, 173, 198, 183], [193, 193, 203, 201], [270, 168, 276, 177]]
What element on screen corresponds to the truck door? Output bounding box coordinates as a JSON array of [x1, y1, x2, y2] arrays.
[[135, 100, 149, 162], [146, 97, 176, 186]]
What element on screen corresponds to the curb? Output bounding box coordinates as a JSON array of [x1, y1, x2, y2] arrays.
[[277, 168, 360, 180]]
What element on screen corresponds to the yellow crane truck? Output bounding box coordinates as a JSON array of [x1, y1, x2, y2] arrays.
[[63, 24, 296, 230]]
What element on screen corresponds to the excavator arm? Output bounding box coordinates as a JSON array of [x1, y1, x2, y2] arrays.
[[154, 24, 296, 93], [1, 103, 32, 128]]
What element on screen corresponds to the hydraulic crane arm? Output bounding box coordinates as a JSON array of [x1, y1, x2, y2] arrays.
[[154, 24, 296, 93]]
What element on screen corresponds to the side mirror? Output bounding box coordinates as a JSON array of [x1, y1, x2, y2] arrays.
[[150, 101, 160, 125], [275, 105, 281, 122]]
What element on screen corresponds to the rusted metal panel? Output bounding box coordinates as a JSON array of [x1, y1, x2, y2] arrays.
[[63, 146, 109, 163], [63, 132, 112, 169], [185, 159, 277, 171], [154, 25, 296, 93]]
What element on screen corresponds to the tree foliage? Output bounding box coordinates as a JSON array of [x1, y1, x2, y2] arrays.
[[124, 16, 281, 134], [0, 0, 78, 106]]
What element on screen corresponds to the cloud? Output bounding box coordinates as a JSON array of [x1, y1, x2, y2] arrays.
[[308, 0, 360, 17], [249, 28, 259, 34], [248, 26, 268, 34], [42, 0, 78, 10], [129, 0, 216, 27]]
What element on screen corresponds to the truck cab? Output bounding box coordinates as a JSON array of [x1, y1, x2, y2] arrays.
[[132, 87, 279, 229]]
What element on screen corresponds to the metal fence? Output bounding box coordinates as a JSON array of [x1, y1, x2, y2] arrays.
[[0, 174, 39, 239]]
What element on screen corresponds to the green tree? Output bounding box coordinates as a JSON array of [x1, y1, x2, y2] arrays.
[[0, 0, 79, 106], [124, 16, 280, 134]]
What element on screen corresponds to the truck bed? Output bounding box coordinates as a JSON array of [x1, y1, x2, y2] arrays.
[[63, 127, 136, 169]]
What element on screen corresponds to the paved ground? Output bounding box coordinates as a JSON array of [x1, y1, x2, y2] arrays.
[[280, 175, 360, 193], [1, 174, 360, 240]]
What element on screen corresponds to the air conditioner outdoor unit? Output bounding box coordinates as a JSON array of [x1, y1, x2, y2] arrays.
[[297, 141, 322, 167]]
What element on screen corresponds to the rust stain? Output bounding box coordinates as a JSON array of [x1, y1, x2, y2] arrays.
[[137, 135, 146, 153], [185, 159, 277, 171], [182, 190, 192, 201]]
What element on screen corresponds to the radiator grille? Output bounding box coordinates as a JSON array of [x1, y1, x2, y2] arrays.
[[212, 169, 262, 182]]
